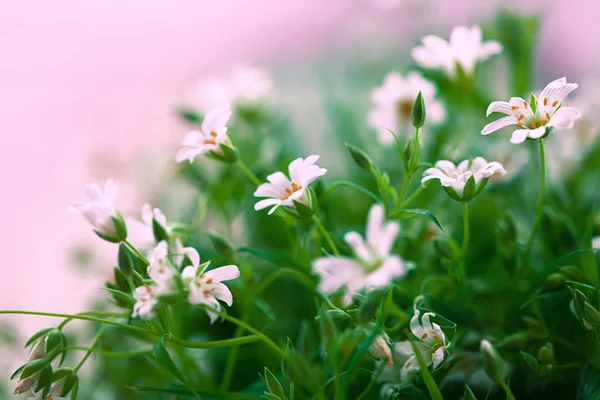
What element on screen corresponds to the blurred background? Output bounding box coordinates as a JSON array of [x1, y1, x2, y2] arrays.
[[1, 0, 599, 396]]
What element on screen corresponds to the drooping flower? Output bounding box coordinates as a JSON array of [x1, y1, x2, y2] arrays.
[[69, 179, 125, 241], [175, 104, 234, 164], [192, 65, 273, 113], [132, 285, 158, 319], [254, 155, 327, 215], [368, 332, 394, 367], [313, 204, 408, 304], [395, 303, 449, 381], [125, 203, 168, 250], [147, 241, 175, 291], [367, 72, 445, 144], [411, 25, 502, 78], [181, 256, 240, 323], [14, 341, 46, 394], [482, 77, 581, 144], [421, 157, 506, 200]]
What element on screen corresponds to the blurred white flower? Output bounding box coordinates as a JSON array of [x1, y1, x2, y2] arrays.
[[254, 155, 327, 215], [132, 285, 158, 319], [69, 179, 120, 237], [372, 0, 424, 10], [192, 65, 273, 112], [369, 332, 394, 366], [411, 25, 502, 78], [313, 204, 408, 304], [182, 258, 240, 323], [482, 77, 581, 144], [147, 241, 175, 292], [172, 237, 201, 269], [593, 236, 600, 249], [395, 303, 449, 381], [422, 157, 506, 195], [125, 203, 167, 250], [176, 104, 233, 163], [367, 72, 445, 144]]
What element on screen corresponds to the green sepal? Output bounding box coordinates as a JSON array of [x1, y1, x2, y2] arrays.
[[293, 187, 318, 219], [112, 210, 128, 242], [114, 266, 131, 293], [443, 186, 462, 202], [35, 364, 53, 398], [20, 358, 49, 380], [94, 229, 121, 243], [45, 330, 65, 358], [521, 351, 540, 372], [209, 233, 234, 259], [263, 367, 287, 399], [411, 91, 426, 129], [25, 327, 54, 348], [345, 142, 373, 172], [461, 174, 477, 203], [152, 218, 169, 243]]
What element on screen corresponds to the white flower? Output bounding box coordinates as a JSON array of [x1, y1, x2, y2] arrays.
[[482, 77, 581, 144], [254, 155, 327, 215], [192, 65, 273, 112], [367, 72, 445, 144], [175, 104, 233, 163], [422, 157, 506, 195], [593, 236, 600, 249], [147, 241, 175, 292], [172, 238, 201, 269], [369, 333, 394, 367], [68, 179, 119, 236], [395, 304, 449, 381], [411, 25, 502, 78], [313, 204, 408, 304], [182, 258, 240, 323], [125, 203, 168, 250], [132, 285, 158, 319]]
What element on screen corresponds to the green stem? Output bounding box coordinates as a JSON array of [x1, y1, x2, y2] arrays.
[[62, 346, 153, 358], [311, 215, 340, 256], [220, 320, 246, 390], [73, 325, 107, 372], [236, 159, 262, 187], [254, 268, 316, 296], [123, 239, 150, 266], [501, 382, 517, 400], [356, 361, 387, 400], [290, 381, 295, 400], [458, 202, 470, 280], [523, 138, 546, 263], [399, 185, 427, 209]]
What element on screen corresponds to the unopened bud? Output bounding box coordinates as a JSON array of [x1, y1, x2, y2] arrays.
[[537, 342, 554, 365], [369, 334, 394, 366], [480, 340, 506, 385], [411, 91, 426, 129], [345, 143, 373, 172]]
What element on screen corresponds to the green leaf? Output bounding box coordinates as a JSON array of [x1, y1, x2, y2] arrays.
[[114, 266, 131, 293], [118, 243, 134, 277], [345, 142, 373, 172], [388, 208, 444, 231], [577, 365, 600, 400], [153, 336, 187, 384], [584, 302, 600, 326], [152, 218, 169, 243], [176, 107, 202, 124], [263, 367, 287, 399], [340, 328, 379, 392], [25, 327, 54, 348], [318, 308, 337, 349], [358, 290, 381, 325], [209, 233, 235, 259], [408, 335, 443, 400], [464, 384, 477, 400], [520, 351, 540, 372], [320, 180, 381, 203]]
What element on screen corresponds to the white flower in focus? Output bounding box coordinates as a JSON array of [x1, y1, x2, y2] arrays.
[[175, 104, 233, 164], [367, 72, 445, 144], [421, 157, 506, 195], [125, 203, 168, 250], [68, 179, 120, 237], [254, 155, 327, 215], [482, 77, 581, 144], [313, 204, 408, 304], [411, 25, 502, 78], [132, 285, 158, 319], [182, 258, 240, 323], [147, 241, 175, 292], [395, 304, 449, 381]]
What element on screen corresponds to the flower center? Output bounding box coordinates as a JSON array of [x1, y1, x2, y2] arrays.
[[512, 99, 557, 129], [281, 182, 302, 200], [396, 99, 413, 120], [203, 131, 218, 145]]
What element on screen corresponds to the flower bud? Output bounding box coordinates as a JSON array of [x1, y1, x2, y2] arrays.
[[368, 334, 394, 367], [292, 186, 319, 219], [345, 142, 373, 172], [411, 91, 426, 129], [537, 342, 554, 365], [209, 233, 235, 260], [480, 339, 506, 385]]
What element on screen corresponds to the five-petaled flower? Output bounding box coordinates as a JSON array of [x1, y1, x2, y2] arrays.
[[411, 25, 502, 78], [394, 302, 449, 381], [132, 285, 158, 319], [422, 157, 506, 200], [482, 77, 582, 144], [176, 104, 233, 163], [368, 72, 445, 144], [147, 241, 175, 292], [313, 204, 409, 304], [69, 179, 124, 240], [181, 255, 240, 323], [254, 155, 327, 215], [126, 203, 168, 250]]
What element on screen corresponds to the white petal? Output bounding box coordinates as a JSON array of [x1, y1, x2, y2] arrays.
[[205, 265, 240, 282], [528, 126, 547, 139], [299, 165, 327, 186], [183, 247, 200, 269], [211, 282, 234, 306], [509, 129, 530, 144], [266, 171, 291, 188], [181, 265, 198, 280], [201, 104, 232, 134], [434, 160, 457, 176], [366, 204, 385, 247], [432, 346, 446, 369], [486, 101, 514, 117], [254, 198, 281, 211], [175, 147, 203, 164], [85, 183, 104, 202], [344, 232, 371, 261], [550, 106, 582, 129], [481, 116, 516, 135]]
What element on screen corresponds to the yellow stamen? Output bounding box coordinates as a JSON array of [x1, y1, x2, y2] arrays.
[[518, 114, 524, 121], [530, 122, 536, 129], [421, 333, 428, 339], [517, 122, 523, 127], [511, 105, 519, 110], [552, 100, 558, 107], [545, 112, 551, 120], [543, 98, 548, 106]]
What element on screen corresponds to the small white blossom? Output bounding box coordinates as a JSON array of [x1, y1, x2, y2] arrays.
[[68, 179, 119, 236], [172, 238, 201, 269], [313, 204, 408, 304], [182, 256, 240, 323], [411, 25, 502, 78], [367, 72, 445, 144], [369, 333, 394, 366], [125, 203, 168, 250], [593, 236, 600, 249], [482, 77, 581, 144], [132, 285, 158, 319], [147, 241, 175, 292], [176, 104, 233, 164], [254, 155, 327, 215], [422, 157, 506, 195], [395, 303, 449, 381]]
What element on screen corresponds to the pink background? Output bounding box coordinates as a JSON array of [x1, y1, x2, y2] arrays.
[[0, 0, 598, 340]]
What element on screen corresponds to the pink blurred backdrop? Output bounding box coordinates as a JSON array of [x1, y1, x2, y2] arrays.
[[1, 0, 599, 339]]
